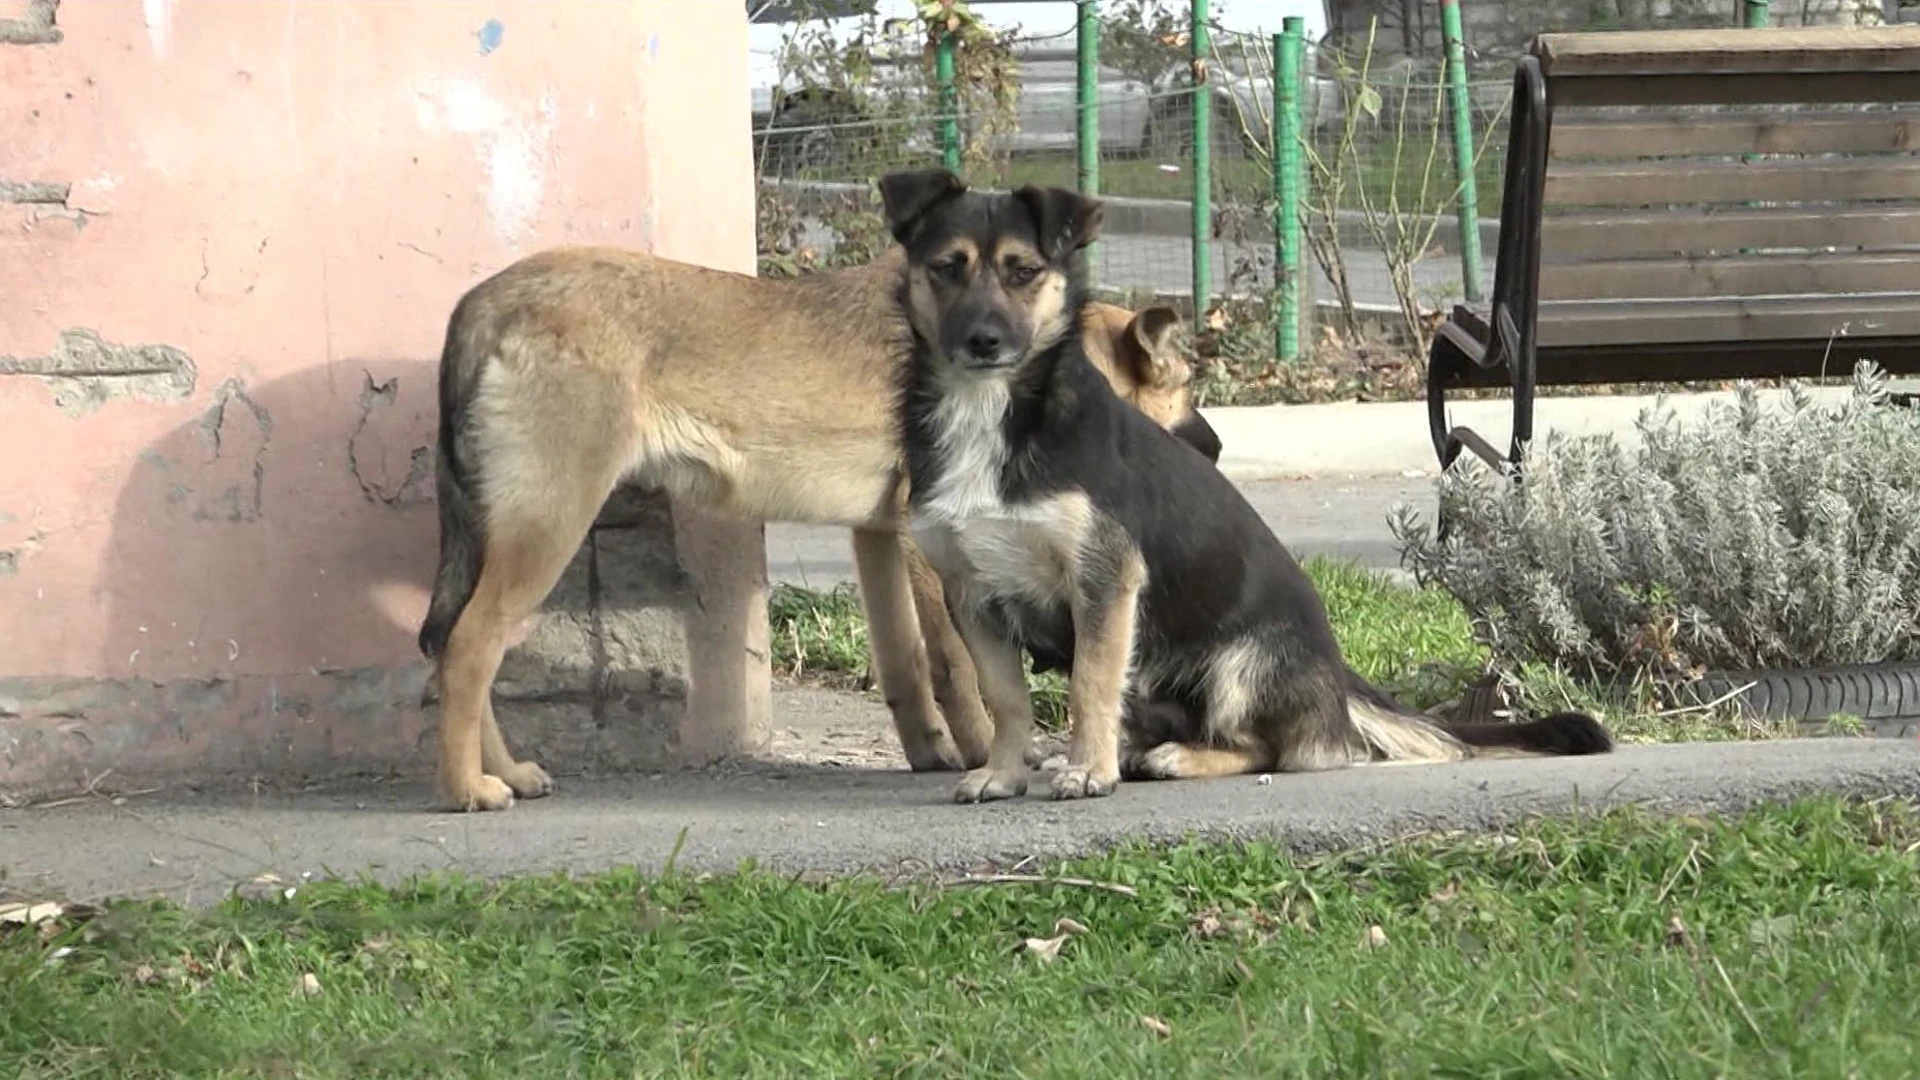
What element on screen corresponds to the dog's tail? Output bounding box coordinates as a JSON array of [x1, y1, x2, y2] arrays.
[[1342, 665, 1613, 764], [418, 299, 491, 661]]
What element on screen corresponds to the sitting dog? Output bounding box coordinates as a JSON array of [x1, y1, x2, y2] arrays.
[[902, 297, 1217, 768], [877, 167, 1613, 803], [417, 238, 1220, 810]]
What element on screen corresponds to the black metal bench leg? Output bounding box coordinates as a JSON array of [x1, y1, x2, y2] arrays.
[[1427, 343, 1463, 473], [1498, 303, 1535, 482]]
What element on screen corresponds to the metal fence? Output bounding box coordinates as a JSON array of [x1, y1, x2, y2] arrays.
[[751, 6, 1512, 365]]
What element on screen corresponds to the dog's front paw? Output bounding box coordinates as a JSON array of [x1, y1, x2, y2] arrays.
[[1048, 765, 1118, 800], [954, 767, 1028, 803], [499, 761, 555, 799], [441, 772, 516, 813]]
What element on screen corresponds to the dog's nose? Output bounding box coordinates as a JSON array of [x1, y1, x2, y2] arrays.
[[964, 330, 1002, 360]]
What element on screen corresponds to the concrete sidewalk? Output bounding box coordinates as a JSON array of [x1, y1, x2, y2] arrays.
[[5, 685, 1916, 907], [1202, 383, 1864, 482]]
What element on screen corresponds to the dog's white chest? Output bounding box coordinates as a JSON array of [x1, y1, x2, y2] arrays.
[[916, 377, 1011, 524], [911, 376, 1088, 607], [953, 515, 1066, 596], [915, 493, 1089, 611]]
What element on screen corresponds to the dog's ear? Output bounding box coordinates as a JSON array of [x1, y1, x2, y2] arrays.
[[1014, 185, 1105, 262], [878, 168, 967, 245], [1127, 306, 1185, 385]]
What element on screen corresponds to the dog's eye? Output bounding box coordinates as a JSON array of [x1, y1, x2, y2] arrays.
[[934, 257, 969, 282], [1007, 264, 1042, 287]]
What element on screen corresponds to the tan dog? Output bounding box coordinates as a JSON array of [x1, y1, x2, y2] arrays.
[[418, 244, 1222, 810]]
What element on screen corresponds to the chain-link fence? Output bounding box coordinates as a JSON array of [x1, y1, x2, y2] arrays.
[[751, 12, 1513, 370]]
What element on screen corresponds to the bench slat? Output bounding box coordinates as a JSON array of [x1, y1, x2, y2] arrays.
[[1446, 341, 1920, 389], [1546, 159, 1920, 208], [1549, 110, 1920, 160], [1535, 27, 1920, 77], [1551, 71, 1920, 108], [1540, 252, 1920, 303], [1536, 293, 1920, 349], [1542, 208, 1920, 260]]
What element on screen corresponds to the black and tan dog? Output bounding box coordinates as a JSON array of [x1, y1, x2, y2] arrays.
[[879, 167, 1613, 803], [416, 240, 1219, 811]]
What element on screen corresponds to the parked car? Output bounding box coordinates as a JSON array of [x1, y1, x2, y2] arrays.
[[747, 0, 1338, 173]]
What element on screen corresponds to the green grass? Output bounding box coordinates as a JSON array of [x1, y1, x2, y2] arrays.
[[1307, 556, 1483, 709], [769, 556, 1484, 730], [766, 557, 1850, 743], [6, 796, 1918, 1077]]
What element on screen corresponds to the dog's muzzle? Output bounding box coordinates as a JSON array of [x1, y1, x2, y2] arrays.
[[1172, 412, 1224, 464], [958, 329, 1019, 370]]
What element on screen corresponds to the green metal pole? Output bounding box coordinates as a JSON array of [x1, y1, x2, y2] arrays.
[[1741, 1, 1768, 229], [1076, 0, 1100, 195], [1076, 0, 1100, 273], [936, 30, 961, 172], [1440, 0, 1483, 304], [1274, 19, 1304, 363], [1190, 0, 1212, 320]]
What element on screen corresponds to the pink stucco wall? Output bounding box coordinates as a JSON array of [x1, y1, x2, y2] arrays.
[[0, 1, 757, 798]]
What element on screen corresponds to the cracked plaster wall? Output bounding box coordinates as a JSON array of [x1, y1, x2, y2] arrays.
[[0, 2, 763, 801]]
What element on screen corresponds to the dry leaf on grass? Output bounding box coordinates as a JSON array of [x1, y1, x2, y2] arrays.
[[1021, 934, 1067, 963], [1666, 915, 1696, 953], [1019, 916, 1091, 964], [294, 973, 323, 998], [1140, 1015, 1172, 1038], [0, 901, 62, 927], [1362, 925, 1389, 950]]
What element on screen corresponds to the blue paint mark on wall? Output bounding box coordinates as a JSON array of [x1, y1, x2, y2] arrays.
[[477, 18, 505, 56], [648, 34, 660, 61]]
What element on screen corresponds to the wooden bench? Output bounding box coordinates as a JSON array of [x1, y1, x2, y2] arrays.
[[1427, 26, 1920, 474]]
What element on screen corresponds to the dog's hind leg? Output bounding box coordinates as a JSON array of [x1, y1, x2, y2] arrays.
[[1207, 645, 1365, 774], [433, 350, 634, 812], [852, 525, 967, 772], [437, 507, 607, 811], [1122, 742, 1274, 780], [903, 540, 993, 768]]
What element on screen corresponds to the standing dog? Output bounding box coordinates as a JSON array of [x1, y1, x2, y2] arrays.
[[417, 241, 1220, 811], [879, 167, 1612, 803]]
